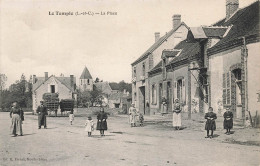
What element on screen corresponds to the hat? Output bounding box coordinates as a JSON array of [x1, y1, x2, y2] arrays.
[[175, 98, 179, 102], [88, 116, 92, 120]]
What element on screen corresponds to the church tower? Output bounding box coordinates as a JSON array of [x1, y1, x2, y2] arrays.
[[79, 66, 93, 91]]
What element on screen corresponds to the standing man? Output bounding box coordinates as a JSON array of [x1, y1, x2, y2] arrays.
[[37, 101, 48, 129], [129, 103, 137, 127]]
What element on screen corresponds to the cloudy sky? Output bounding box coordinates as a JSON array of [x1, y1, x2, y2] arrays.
[[0, 0, 256, 87]]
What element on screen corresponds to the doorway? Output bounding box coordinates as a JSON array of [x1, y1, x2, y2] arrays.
[[139, 86, 146, 114], [233, 69, 242, 118], [167, 82, 172, 112]]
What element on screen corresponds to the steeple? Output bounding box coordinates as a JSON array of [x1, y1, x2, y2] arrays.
[[80, 66, 92, 79]]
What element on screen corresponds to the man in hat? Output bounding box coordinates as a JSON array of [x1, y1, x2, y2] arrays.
[[36, 101, 48, 129]]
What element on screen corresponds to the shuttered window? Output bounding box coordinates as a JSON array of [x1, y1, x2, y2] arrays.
[[223, 72, 231, 105]]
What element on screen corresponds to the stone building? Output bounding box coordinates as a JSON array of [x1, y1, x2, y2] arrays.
[[79, 66, 93, 91], [131, 0, 260, 120], [131, 15, 189, 115], [32, 72, 76, 112]]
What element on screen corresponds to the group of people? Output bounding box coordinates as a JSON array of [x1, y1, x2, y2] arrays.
[[172, 98, 234, 138], [128, 103, 144, 127], [10, 99, 234, 139]]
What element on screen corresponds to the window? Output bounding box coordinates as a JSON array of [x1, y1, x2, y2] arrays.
[[223, 72, 231, 105], [51, 85, 55, 93], [133, 67, 136, 77], [134, 92, 137, 101], [162, 58, 167, 80], [81, 80, 82, 85], [87, 79, 90, 85], [142, 63, 145, 76], [152, 84, 157, 104]]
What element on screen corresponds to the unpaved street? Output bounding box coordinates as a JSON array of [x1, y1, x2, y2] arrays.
[[0, 112, 260, 166]]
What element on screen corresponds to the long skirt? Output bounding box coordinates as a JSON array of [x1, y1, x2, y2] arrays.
[[96, 120, 107, 130], [129, 114, 136, 124], [224, 119, 233, 129], [161, 104, 167, 114], [10, 114, 23, 135], [38, 114, 47, 127], [173, 113, 181, 127], [205, 120, 216, 130]]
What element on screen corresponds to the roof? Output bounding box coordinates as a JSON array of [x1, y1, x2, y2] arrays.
[[131, 22, 189, 66], [208, 1, 260, 54], [149, 40, 201, 74], [168, 40, 201, 65], [202, 27, 229, 38], [189, 27, 207, 39], [94, 82, 112, 94], [33, 76, 76, 91], [80, 67, 92, 79]]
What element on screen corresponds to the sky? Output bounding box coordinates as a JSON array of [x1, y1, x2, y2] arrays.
[[0, 0, 257, 88]]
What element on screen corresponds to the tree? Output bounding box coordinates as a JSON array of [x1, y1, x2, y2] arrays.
[[0, 74, 7, 91], [77, 86, 103, 107]]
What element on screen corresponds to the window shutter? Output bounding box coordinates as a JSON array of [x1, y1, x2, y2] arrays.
[[174, 81, 177, 102], [227, 71, 231, 105], [182, 79, 186, 104], [222, 73, 226, 105]]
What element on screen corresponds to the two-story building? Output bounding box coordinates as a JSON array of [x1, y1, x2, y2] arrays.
[[131, 15, 189, 115]]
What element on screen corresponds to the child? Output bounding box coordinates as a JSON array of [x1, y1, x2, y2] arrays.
[[69, 111, 74, 125], [205, 107, 217, 138], [223, 108, 233, 135], [85, 116, 94, 137], [139, 112, 144, 126]]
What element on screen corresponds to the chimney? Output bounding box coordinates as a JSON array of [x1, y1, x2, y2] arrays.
[[33, 75, 36, 84], [172, 14, 181, 29], [44, 72, 48, 81], [70, 75, 74, 89], [154, 32, 160, 42], [226, 0, 239, 20]]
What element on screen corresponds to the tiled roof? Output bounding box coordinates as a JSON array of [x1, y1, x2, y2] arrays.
[[149, 40, 200, 74], [80, 67, 92, 79], [203, 27, 228, 38], [33, 76, 76, 91], [208, 1, 260, 54], [169, 40, 200, 64], [94, 82, 112, 94], [131, 22, 189, 66]]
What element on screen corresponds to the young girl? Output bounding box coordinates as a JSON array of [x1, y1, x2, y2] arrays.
[[69, 110, 74, 125], [205, 107, 217, 138], [223, 108, 233, 135], [85, 116, 94, 137]]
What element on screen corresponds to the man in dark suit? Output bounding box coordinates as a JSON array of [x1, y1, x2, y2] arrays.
[[37, 101, 48, 129]]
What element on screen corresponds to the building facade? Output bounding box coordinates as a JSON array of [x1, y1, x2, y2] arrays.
[[131, 15, 189, 115], [32, 72, 76, 113]]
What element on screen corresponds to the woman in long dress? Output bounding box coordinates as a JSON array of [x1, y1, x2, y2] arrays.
[[172, 99, 182, 130], [129, 103, 137, 127], [10, 102, 23, 137], [96, 107, 108, 136]]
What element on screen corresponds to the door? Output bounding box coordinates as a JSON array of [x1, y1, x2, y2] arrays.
[[233, 69, 242, 118], [159, 83, 162, 110], [139, 86, 146, 114], [167, 82, 172, 112]]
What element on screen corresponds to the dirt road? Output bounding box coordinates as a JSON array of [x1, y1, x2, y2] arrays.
[[0, 112, 260, 166]]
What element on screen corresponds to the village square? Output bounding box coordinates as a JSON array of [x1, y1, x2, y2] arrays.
[[0, 0, 260, 165]]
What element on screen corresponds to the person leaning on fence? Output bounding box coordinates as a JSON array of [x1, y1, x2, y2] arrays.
[[172, 98, 182, 130], [129, 103, 137, 127], [205, 107, 217, 139], [223, 108, 233, 135], [37, 101, 48, 129], [10, 102, 23, 137]]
